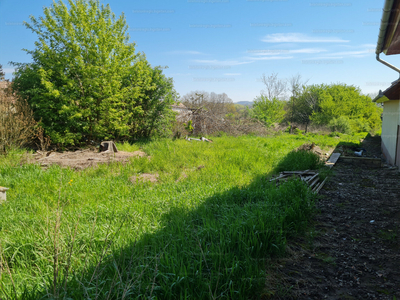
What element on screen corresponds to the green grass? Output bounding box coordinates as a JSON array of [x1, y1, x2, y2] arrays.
[[0, 133, 364, 299]]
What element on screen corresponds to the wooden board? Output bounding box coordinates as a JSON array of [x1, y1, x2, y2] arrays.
[[325, 153, 341, 168]]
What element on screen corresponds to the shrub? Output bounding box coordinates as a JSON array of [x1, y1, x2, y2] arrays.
[[350, 118, 371, 133], [172, 121, 189, 139], [0, 83, 37, 154], [328, 116, 352, 134]]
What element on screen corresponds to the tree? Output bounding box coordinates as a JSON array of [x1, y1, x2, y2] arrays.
[[286, 83, 382, 133], [180, 91, 234, 135], [287, 74, 309, 132], [181, 91, 232, 112], [310, 84, 381, 132], [260, 73, 287, 101], [286, 85, 319, 133], [0, 65, 5, 81], [12, 0, 176, 145], [251, 95, 285, 127]]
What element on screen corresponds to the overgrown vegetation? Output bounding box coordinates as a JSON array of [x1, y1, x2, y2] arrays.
[[275, 149, 324, 173], [0, 80, 37, 154], [248, 73, 382, 135], [0, 133, 364, 299], [12, 0, 177, 146]]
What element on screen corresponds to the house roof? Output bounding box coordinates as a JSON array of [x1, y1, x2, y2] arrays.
[[374, 78, 400, 102], [376, 0, 400, 55], [374, 0, 400, 102]]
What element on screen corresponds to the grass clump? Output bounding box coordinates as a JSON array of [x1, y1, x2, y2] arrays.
[[275, 149, 324, 173]]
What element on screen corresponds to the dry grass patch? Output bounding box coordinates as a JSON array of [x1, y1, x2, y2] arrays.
[[130, 173, 159, 184]]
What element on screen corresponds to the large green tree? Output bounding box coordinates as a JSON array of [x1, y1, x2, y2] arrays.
[[12, 0, 176, 145], [287, 83, 382, 133]]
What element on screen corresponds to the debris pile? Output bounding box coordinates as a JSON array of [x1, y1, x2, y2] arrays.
[[297, 142, 331, 160], [270, 170, 328, 194], [185, 136, 213, 142]]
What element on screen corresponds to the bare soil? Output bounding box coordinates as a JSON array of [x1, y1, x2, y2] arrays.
[[265, 136, 400, 299], [34, 149, 147, 170]]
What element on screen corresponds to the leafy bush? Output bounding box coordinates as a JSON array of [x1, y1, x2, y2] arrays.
[[350, 118, 371, 133], [328, 131, 341, 137], [294, 128, 303, 135], [328, 116, 352, 134]]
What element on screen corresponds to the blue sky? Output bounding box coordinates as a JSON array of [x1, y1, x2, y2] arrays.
[[0, 0, 397, 102]]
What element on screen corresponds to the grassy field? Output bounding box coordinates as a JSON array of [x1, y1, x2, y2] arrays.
[[0, 133, 365, 299]]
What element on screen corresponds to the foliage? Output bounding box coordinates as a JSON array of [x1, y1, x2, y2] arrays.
[[310, 84, 382, 131], [0, 82, 38, 154], [349, 118, 371, 133], [328, 116, 352, 134], [184, 119, 194, 133], [225, 104, 252, 122], [285, 83, 382, 133], [252, 95, 286, 127], [12, 0, 176, 146], [286, 85, 318, 132]]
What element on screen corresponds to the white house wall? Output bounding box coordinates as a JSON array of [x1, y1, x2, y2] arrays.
[[381, 100, 400, 165]]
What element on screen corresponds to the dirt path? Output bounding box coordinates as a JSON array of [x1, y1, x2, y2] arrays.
[[266, 137, 400, 299], [34, 149, 147, 170]]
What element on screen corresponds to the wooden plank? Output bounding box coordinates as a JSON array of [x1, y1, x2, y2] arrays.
[[306, 173, 319, 183], [269, 174, 288, 181], [314, 177, 328, 193], [325, 153, 341, 168], [338, 156, 382, 168], [282, 170, 315, 175], [309, 176, 320, 189]]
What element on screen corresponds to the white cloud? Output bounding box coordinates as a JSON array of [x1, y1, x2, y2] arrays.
[[245, 56, 294, 61], [249, 48, 326, 56], [262, 33, 349, 43], [192, 59, 252, 66], [290, 48, 327, 54], [325, 50, 373, 58], [167, 73, 192, 76], [168, 50, 205, 55]]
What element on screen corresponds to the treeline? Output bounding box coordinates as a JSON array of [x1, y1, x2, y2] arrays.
[[250, 73, 382, 134]]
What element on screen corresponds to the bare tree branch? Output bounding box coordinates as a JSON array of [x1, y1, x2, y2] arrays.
[[260, 73, 287, 100]]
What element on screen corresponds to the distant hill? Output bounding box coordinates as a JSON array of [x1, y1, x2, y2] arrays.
[[235, 101, 253, 107]]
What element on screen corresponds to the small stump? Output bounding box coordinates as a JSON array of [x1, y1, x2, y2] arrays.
[[100, 141, 118, 153]]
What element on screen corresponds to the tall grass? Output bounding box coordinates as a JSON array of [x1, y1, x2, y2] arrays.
[[0, 134, 363, 299]]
